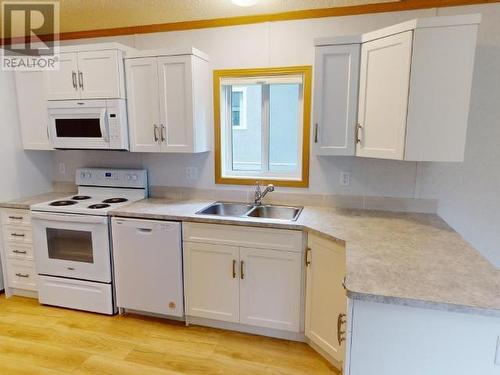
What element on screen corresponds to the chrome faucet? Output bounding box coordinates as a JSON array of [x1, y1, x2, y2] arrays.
[[254, 181, 275, 205]]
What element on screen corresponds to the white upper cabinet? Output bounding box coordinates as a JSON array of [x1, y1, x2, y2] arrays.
[[45, 47, 126, 100], [356, 31, 413, 160], [313, 44, 360, 156], [125, 57, 161, 153], [14, 71, 52, 150], [306, 234, 347, 365], [126, 50, 210, 153], [315, 14, 481, 162]]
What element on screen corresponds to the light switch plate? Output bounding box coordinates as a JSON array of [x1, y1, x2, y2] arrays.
[[340, 172, 351, 186]]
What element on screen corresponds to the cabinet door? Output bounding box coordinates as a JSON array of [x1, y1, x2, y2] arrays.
[[45, 52, 79, 100], [78, 50, 122, 99], [239, 247, 302, 332], [356, 31, 413, 160], [313, 44, 360, 156], [184, 242, 239, 323], [125, 57, 161, 152], [14, 71, 52, 150], [157, 55, 194, 152], [306, 235, 347, 364]]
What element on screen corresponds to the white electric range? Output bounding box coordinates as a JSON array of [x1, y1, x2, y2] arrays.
[[30, 168, 148, 315]]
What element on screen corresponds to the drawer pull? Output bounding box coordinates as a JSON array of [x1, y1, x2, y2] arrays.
[[12, 250, 27, 254], [15, 273, 30, 278], [11, 233, 25, 237], [8, 216, 23, 220]]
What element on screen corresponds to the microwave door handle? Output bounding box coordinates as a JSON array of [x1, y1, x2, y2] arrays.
[[100, 108, 110, 142]]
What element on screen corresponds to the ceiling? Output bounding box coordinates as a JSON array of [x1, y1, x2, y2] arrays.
[[1, 0, 398, 35]]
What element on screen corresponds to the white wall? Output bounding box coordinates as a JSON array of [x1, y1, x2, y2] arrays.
[[0, 70, 53, 201], [418, 4, 500, 267]]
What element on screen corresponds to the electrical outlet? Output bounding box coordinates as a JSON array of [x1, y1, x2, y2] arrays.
[[186, 167, 199, 180], [58, 162, 66, 175], [340, 172, 351, 186]]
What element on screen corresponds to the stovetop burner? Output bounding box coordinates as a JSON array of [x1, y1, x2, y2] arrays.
[[49, 200, 78, 207], [102, 198, 128, 204], [88, 203, 111, 209], [72, 195, 92, 200]]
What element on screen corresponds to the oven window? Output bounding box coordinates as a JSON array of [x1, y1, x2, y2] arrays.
[[55, 118, 102, 138], [46, 228, 94, 263]]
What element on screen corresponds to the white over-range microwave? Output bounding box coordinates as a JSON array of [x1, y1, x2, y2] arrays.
[[47, 99, 129, 150]]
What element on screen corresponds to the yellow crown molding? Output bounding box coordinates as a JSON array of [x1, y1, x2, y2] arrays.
[[1, 0, 499, 45]]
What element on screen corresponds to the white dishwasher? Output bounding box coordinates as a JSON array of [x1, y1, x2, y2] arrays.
[[111, 218, 184, 317]]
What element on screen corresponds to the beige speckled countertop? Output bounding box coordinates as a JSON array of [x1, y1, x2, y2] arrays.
[[0, 192, 72, 210], [2, 194, 499, 317], [108, 198, 500, 317]]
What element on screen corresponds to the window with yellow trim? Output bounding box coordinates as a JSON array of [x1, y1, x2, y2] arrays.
[[214, 67, 311, 187]]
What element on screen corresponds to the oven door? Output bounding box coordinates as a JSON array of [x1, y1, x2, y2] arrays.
[[48, 100, 110, 149], [32, 212, 111, 283]]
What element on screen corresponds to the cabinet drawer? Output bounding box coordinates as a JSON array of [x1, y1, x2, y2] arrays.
[[7, 260, 37, 291], [3, 226, 32, 244], [183, 222, 303, 252], [1, 209, 31, 226], [5, 243, 34, 260]]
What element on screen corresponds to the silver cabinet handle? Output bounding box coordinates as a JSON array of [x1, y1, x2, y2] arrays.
[[153, 124, 159, 142], [314, 123, 319, 143], [337, 313, 347, 345], [12, 250, 27, 254], [232, 260, 237, 279], [15, 273, 29, 278], [72, 71, 77, 89], [78, 71, 84, 90], [11, 233, 25, 237], [160, 124, 166, 143], [355, 123, 362, 144], [240, 261, 245, 280], [8, 216, 23, 220]]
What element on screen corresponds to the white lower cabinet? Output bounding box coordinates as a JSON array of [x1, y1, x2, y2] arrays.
[[239, 247, 302, 332], [0, 209, 37, 297], [184, 242, 240, 323], [183, 223, 304, 334], [306, 234, 348, 366]]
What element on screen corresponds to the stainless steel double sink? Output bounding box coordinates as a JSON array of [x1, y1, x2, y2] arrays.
[[196, 202, 303, 221]]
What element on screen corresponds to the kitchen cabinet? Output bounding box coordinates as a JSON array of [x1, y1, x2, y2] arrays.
[[183, 222, 304, 334], [125, 49, 210, 153], [315, 14, 480, 162], [45, 47, 126, 100], [313, 44, 360, 156], [0, 209, 37, 297], [305, 234, 348, 366], [184, 242, 240, 323], [14, 71, 52, 150], [111, 218, 184, 317]]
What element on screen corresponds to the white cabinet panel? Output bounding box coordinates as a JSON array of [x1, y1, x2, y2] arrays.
[[184, 242, 240, 323], [356, 31, 413, 160], [14, 71, 52, 150], [78, 50, 122, 99], [239, 247, 302, 332], [125, 57, 161, 152], [313, 44, 360, 156], [158, 55, 194, 152], [45, 52, 79, 100], [306, 234, 347, 364]]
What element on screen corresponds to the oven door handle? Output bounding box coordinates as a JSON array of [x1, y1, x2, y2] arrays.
[[31, 211, 108, 224]]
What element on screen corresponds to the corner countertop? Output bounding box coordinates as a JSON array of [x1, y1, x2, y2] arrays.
[[2, 194, 499, 318], [109, 198, 500, 318]]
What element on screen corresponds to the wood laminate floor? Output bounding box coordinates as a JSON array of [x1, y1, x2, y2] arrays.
[[0, 295, 339, 374]]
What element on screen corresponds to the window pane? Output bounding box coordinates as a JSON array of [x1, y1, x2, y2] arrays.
[[269, 83, 300, 173], [231, 85, 262, 171], [231, 91, 242, 127]]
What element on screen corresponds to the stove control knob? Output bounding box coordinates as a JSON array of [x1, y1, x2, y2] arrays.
[[126, 174, 132, 181], [131, 174, 138, 181], [80, 172, 86, 179], [85, 172, 92, 179]]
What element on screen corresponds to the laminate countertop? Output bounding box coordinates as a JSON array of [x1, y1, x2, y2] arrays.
[[108, 198, 500, 317], [0, 192, 72, 210]]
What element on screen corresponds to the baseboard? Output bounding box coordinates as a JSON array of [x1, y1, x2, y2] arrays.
[[9, 288, 38, 299], [186, 315, 306, 342], [120, 308, 186, 322]]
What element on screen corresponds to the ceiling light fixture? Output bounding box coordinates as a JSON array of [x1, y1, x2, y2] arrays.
[[231, 0, 259, 7]]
